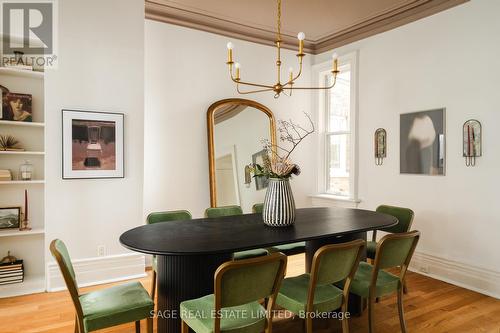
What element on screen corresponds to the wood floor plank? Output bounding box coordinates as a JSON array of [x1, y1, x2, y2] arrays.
[[0, 254, 498, 333]]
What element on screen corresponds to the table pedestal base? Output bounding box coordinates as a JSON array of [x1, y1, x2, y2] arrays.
[[156, 253, 232, 333], [305, 232, 367, 316]]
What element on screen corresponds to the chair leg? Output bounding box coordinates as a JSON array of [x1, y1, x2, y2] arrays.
[[74, 316, 79, 333], [341, 302, 350, 333], [147, 317, 153, 333], [305, 317, 313, 333], [397, 287, 407, 333], [151, 270, 157, 300], [135, 320, 140, 333], [403, 280, 408, 294], [181, 320, 189, 333], [368, 295, 374, 333]]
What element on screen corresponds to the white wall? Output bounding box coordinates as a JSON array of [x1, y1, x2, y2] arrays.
[[314, 0, 500, 296], [45, 0, 145, 269], [144, 21, 313, 219]]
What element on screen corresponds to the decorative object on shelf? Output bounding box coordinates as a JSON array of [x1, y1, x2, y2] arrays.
[[252, 113, 314, 227], [374, 128, 387, 165], [0, 252, 24, 286], [2, 92, 32, 122], [18, 160, 33, 181], [400, 108, 445, 175], [225, 0, 340, 98], [0, 207, 21, 230], [19, 189, 31, 231], [0, 169, 12, 181], [251, 149, 270, 190], [3, 51, 33, 71], [62, 109, 124, 179], [0, 135, 23, 151], [463, 119, 481, 167]]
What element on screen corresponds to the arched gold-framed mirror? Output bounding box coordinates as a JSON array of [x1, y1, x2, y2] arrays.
[[207, 98, 276, 210]]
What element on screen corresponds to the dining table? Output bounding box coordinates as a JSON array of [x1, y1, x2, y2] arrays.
[[120, 207, 398, 333]]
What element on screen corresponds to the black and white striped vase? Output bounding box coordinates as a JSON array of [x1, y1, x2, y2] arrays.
[[262, 178, 296, 227]]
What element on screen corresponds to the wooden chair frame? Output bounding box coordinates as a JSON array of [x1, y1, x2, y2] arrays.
[[367, 231, 420, 333], [181, 252, 287, 333], [305, 239, 365, 333], [50, 240, 153, 333]]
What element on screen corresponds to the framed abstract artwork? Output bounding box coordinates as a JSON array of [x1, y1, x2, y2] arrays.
[[62, 110, 124, 179], [400, 108, 445, 175]]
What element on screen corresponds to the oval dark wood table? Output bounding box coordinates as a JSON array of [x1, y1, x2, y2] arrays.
[[120, 207, 397, 333]]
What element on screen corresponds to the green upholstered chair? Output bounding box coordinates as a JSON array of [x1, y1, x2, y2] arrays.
[[252, 203, 306, 255], [348, 231, 420, 333], [204, 206, 269, 260], [50, 239, 153, 333], [367, 205, 415, 260], [276, 240, 365, 333], [180, 252, 287, 333], [146, 210, 192, 299]]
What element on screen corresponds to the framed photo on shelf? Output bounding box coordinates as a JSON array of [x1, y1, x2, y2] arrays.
[[62, 110, 124, 179], [1, 92, 33, 122], [0, 207, 21, 230]]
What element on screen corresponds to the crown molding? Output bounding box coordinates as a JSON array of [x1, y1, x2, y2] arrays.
[[145, 0, 468, 55]]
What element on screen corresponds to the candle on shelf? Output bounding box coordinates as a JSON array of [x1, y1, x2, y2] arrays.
[[24, 189, 28, 222]]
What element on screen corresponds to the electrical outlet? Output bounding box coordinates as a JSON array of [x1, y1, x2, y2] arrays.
[[419, 265, 429, 274], [97, 245, 106, 257]]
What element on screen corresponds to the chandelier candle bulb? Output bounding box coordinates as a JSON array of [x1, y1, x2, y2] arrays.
[[226, 42, 234, 64], [297, 32, 305, 55], [332, 53, 339, 72], [235, 62, 240, 80]]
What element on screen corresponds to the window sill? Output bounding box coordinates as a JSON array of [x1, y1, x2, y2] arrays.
[[309, 194, 361, 203]]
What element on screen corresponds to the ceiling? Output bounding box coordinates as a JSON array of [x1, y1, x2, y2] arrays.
[[145, 0, 468, 54]]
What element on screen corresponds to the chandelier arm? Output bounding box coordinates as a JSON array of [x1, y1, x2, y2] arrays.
[[287, 75, 338, 90], [284, 57, 304, 87], [236, 85, 274, 94]]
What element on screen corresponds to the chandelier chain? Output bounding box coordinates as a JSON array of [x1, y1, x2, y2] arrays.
[[277, 0, 282, 41]]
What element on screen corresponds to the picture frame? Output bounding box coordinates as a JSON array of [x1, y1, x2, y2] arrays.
[[0, 207, 21, 230], [1, 92, 33, 122], [62, 109, 124, 179], [252, 149, 269, 190], [400, 108, 445, 175]]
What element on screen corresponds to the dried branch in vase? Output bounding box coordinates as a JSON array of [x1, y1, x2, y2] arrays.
[[252, 112, 314, 179]]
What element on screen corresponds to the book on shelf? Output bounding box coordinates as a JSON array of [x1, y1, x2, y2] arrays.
[[0, 260, 24, 285]]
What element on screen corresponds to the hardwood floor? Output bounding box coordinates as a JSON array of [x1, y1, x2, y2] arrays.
[[0, 254, 499, 333]]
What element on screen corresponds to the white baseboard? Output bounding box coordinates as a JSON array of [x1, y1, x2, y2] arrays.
[[409, 251, 500, 299], [47, 253, 146, 292]]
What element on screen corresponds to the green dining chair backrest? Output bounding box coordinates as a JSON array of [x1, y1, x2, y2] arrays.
[[215, 252, 287, 308], [376, 231, 420, 270], [314, 240, 365, 285], [146, 210, 192, 224], [50, 239, 83, 317], [376, 205, 414, 234], [252, 203, 264, 214], [205, 205, 243, 218]]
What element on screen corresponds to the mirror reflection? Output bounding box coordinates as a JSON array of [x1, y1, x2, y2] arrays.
[[209, 100, 275, 213]]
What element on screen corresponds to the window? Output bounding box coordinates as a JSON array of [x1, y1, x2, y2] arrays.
[[316, 53, 357, 199]]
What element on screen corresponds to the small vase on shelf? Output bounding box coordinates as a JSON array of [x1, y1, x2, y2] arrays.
[[19, 160, 33, 181]]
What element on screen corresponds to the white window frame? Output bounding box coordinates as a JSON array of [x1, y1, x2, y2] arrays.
[[312, 51, 358, 201]]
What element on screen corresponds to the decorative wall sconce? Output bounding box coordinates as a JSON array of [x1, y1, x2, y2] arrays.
[[463, 119, 481, 167], [374, 128, 387, 165]]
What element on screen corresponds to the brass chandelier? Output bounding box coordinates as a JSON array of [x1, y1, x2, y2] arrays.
[[226, 0, 340, 98]]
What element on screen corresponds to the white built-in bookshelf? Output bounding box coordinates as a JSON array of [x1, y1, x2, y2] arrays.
[[0, 61, 46, 297]]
